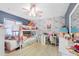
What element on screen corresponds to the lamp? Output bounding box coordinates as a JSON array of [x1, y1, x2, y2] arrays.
[[23, 3, 43, 17]]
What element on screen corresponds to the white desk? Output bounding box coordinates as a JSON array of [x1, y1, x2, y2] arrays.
[[59, 37, 75, 56]]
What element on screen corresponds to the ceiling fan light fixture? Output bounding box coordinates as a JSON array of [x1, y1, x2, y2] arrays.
[[23, 4, 43, 17]]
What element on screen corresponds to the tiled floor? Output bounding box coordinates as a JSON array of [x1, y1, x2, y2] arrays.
[[5, 43, 59, 56]]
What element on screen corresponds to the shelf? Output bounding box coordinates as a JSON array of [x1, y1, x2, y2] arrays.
[[22, 30, 37, 31]]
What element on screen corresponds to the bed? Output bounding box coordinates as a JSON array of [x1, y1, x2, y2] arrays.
[[5, 35, 19, 51], [5, 39, 19, 51]]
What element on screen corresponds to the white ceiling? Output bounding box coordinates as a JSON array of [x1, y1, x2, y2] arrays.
[[0, 3, 69, 19]]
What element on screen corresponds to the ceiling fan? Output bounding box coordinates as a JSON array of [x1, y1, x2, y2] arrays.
[[22, 3, 43, 17]]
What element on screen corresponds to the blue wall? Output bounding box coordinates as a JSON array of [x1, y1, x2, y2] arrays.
[[65, 3, 76, 27], [0, 10, 30, 24]]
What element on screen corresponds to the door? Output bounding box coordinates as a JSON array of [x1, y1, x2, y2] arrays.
[[0, 26, 5, 56]]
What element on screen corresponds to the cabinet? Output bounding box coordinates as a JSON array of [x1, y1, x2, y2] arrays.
[[41, 34, 47, 45]]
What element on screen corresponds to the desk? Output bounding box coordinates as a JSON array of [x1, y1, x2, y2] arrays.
[[59, 37, 77, 56]]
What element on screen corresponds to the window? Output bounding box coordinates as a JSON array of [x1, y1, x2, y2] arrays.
[[4, 18, 22, 36]]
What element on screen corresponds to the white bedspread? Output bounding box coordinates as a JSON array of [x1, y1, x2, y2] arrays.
[[5, 40, 19, 51]]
